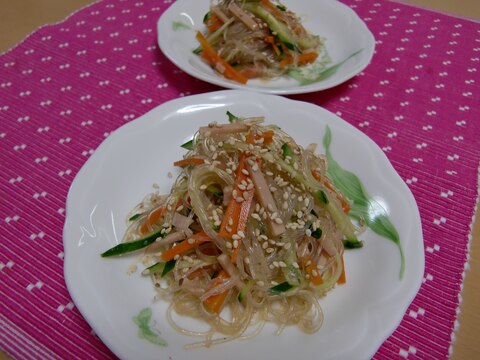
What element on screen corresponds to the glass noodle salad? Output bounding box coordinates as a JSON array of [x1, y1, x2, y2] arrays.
[[101, 113, 364, 348], [193, 0, 329, 84]]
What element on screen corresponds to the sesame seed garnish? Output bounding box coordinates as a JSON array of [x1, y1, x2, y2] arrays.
[[270, 280, 278, 285], [266, 171, 274, 176], [274, 217, 284, 224], [279, 261, 287, 268], [262, 242, 268, 249], [273, 261, 279, 267], [187, 238, 195, 244], [306, 229, 312, 237], [266, 247, 275, 253], [305, 260, 312, 267], [228, 218, 233, 226], [251, 213, 261, 221], [257, 280, 264, 286], [233, 240, 239, 248], [237, 230, 245, 238], [312, 269, 319, 277], [236, 196, 244, 203], [241, 169, 250, 176], [292, 261, 299, 268], [267, 204, 274, 212], [232, 234, 241, 240], [226, 242, 233, 249], [282, 202, 288, 210], [174, 254, 180, 260], [245, 257, 250, 264], [243, 191, 250, 200]]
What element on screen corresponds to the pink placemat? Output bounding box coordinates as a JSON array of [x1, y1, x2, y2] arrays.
[[0, 0, 479, 359]]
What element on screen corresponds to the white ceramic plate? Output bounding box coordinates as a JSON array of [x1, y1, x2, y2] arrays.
[[157, 0, 375, 94], [64, 90, 424, 360]]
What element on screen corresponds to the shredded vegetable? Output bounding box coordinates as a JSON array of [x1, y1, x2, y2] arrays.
[[194, 0, 329, 82], [102, 112, 364, 348]]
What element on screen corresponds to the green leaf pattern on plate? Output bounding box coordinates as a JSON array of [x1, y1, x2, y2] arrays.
[[172, 20, 191, 30], [323, 126, 405, 279], [133, 308, 168, 347], [289, 49, 363, 86]]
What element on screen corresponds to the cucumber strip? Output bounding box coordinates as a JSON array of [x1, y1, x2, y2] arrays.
[[101, 229, 164, 257]]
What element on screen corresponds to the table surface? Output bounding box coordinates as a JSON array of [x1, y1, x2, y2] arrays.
[[0, 1, 478, 359]]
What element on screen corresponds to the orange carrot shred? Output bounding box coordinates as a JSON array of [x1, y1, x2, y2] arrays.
[[173, 158, 205, 167], [161, 232, 211, 261]]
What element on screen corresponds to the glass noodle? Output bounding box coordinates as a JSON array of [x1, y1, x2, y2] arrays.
[[102, 112, 363, 348]]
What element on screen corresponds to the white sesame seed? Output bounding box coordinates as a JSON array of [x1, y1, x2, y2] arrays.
[[237, 230, 245, 238], [305, 260, 312, 267], [257, 280, 264, 286], [187, 238, 195, 244], [226, 242, 233, 249], [297, 211, 303, 218], [243, 191, 249, 200], [267, 204, 274, 212], [241, 169, 250, 176], [279, 261, 287, 268], [236, 197, 244, 203], [228, 218, 233, 226], [282, 202, 288, 210], [233, 240, 239, 248], [273, 261, 279, 267], [284, 243, 292, 250], [292, 261, 299, 269], [262, 242, 268, 249], [270, 280, 278, 285], [266, 247, 275, 253], [232, 234, 241, 240], [306, 229, 312, 237], [266, 171, 274, 176], [274, 217, 284, 224], [312, 269, 319, 277]]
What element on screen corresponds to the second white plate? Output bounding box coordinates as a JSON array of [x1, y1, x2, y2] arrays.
[[157, 0, 375, 94]]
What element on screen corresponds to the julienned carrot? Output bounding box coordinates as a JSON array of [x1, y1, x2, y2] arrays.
[[260, 0, 287, 22], [161, 231, 211, 261], [337, 256, 346, 284], [206, 13, 222, 32], [218, 154, 254, 240], [173, 158, 205, 167], [140, 206, 166, 235], [303, 256, 323, 286], [312, 170, 350, 213], [257, 130, 274, 144], [203, 270, 230, 313], [297, 52, 318, 65], [264, 35, 281, 56], [196, 31, 248, 84], [280, 49, 318, 67]]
